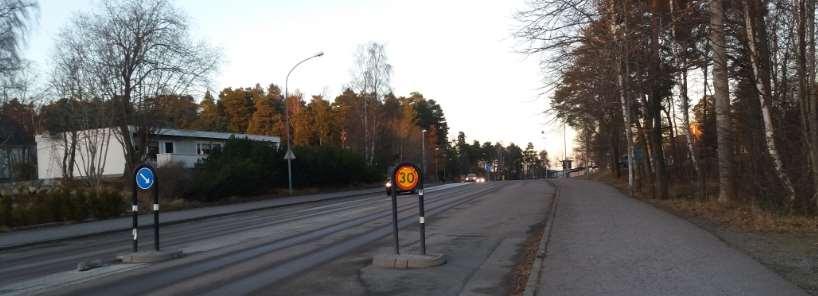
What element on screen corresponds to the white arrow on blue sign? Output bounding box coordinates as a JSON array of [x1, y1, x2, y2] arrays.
[[135, 167, 155, 190]]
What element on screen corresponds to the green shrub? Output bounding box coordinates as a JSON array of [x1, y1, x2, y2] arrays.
[[192, 138, 284, 201], [292, 145, 381, 187], [0, 186, 126, 228], [191, 138, 381, 201], [156, 163, 194, 200], [90, 188, 126, 219], [0, 192, 12, 227], [46, 190, 66, 222]]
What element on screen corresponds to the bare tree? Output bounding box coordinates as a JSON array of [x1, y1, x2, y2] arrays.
[[0, 0, 36, 78], [793, 0, 818, 208], [670, 0, 704, 199], [609, 0, 635, 194], [350, 42, 391, 165], [53, 0, 220, 176], [742, 0, 797, 202]]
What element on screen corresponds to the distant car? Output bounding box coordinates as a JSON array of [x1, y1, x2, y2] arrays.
[[476, 177, 486, 183], [464, 173, 478, 182]]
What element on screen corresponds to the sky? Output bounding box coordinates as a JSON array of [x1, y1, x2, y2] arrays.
[[23, 0, 576, 164]]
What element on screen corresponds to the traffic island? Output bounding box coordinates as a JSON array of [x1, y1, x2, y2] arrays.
[[117, 250, 183, 264], [372, 253, 446, 269]]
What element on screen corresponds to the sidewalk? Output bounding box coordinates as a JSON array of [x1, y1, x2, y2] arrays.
[[0, 187, 382, 250], [531, 179, 807, 296]]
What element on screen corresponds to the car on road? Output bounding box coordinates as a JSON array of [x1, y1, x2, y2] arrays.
[[464, 173, 486, 183]]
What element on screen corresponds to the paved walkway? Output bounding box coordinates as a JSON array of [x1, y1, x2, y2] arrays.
[[533, 179, 807, 296]]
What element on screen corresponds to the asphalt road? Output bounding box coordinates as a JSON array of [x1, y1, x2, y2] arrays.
[[0, 181, 499, 295]]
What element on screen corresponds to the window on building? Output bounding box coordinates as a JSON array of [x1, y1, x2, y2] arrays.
[[165, 142, 174, 154], [197, 143, 212, 155]]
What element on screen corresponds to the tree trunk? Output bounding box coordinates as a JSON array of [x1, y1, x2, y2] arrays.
[[808, 0, 818, 210], [743, 0, 797, 202], [612, 0, 635, 194], [650, 10, 669, 199], [796, 0, 818, 209], [710, 0, 735, 203], [680, 70, 704, 198]]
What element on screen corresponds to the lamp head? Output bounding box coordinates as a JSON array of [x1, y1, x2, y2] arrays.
[[315, 52, 325, 57]]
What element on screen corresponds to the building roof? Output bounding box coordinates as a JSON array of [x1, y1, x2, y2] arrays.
[[154, 128, 280, 143]]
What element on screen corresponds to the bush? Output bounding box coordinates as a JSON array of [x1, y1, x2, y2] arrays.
[[156, 163, 194, 200], [0, 186, 126, 229], [192, 138, 284, 201], [89, 188, 126, 219], [0, 192, 12, 226], [292, 145, 380, 187], [191, 138, 381, 201]]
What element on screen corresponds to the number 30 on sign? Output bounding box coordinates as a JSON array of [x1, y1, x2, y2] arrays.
[[393, 163, 421, 192]]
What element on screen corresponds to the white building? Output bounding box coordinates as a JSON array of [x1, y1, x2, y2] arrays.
[[36, 127, 280, 180]]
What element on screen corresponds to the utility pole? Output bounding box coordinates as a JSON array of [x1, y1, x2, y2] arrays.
[[284, 52, 324, 195], [563, 122, 567, 177]]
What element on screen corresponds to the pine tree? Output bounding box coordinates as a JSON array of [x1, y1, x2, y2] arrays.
[[192, 91, 227, 131], [247, 93, 284, 136]]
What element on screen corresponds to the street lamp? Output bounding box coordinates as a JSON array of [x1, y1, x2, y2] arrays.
[[421, 129, 427, 183], [434, 147, 439, 182], [284, 51, 324, 195]]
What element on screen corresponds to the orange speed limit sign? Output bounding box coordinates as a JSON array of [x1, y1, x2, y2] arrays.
[[393, 163, 421, 192]]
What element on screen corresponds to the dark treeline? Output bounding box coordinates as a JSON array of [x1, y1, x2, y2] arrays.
[[517, 0, 818, 214]]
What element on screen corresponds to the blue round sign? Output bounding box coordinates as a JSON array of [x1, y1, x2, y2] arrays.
[[135, 166, 155, 190]]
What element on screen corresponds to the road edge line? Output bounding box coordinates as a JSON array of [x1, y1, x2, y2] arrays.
[[522, 180, 560, 296]]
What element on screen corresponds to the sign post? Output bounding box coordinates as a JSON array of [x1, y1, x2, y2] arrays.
[[390, 172, 400, 255], [373, 162, 444, 269], [417, 179, 427, 255], [391, 163, 422, 255], [134, 164, 159, 251]]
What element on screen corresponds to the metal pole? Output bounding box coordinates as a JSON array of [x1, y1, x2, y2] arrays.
[[563, 122, 567, 178], [418, 176, 426, 255], [131, 177, 138, 253], [390, 172, 400, 255], [284, 81, 293, 196], [284, 52, 324, 196], [153, 170, 160, 251], [434, 147, 439, 182]]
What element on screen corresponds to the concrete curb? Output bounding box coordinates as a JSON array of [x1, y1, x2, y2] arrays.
[[116, 250, 183, 264], [522, 179, 560, 296], [372, 253, 447, 269]]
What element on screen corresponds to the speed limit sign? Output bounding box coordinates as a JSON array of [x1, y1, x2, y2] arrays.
[[393, 163, 422, 192]]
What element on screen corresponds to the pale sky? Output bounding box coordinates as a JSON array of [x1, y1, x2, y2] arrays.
[[23, 0, 576, 162]]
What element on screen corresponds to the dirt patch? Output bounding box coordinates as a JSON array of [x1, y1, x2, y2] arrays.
[[586, 173, 818, 295], [507, 221, 545, 296]]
